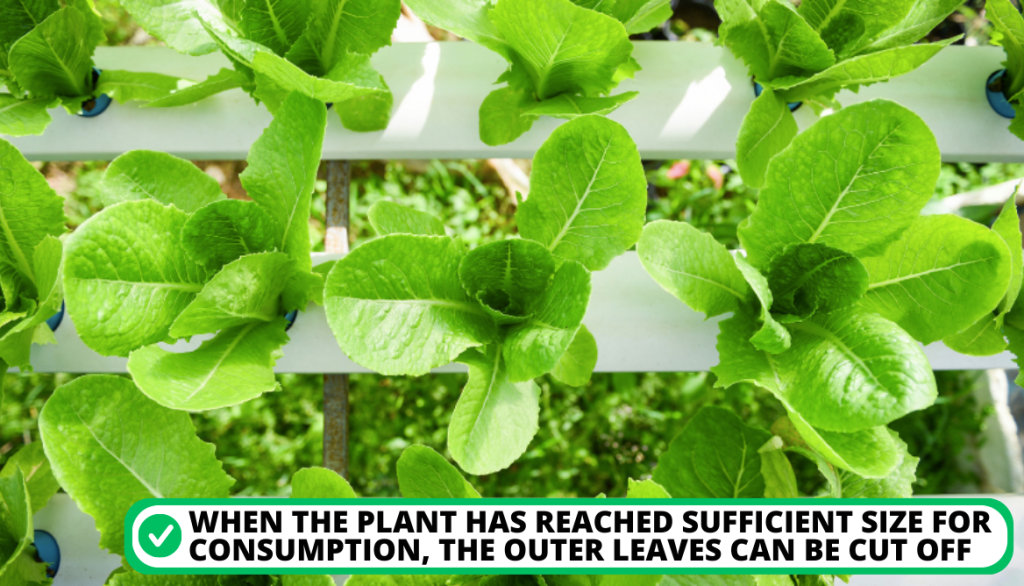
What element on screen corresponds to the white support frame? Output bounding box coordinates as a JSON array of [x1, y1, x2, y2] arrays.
[[7, 43, 1024, 162]]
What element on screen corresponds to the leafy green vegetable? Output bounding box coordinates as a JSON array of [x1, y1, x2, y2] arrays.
[[406, 0, 660, 144], [758, 436, 799, 498], [325, 234, 497, 376], [637, 220, 749, 318], [654, 406, 772, 498], [39, 375, 234, 555], [860, 215, 1011, 344], [0, 442, 59, 514], [396, 445, 481, 499], [66, 92, 328, 410], [639, 99, 998, 482], [517, 116, 647, 271], [0, 3, 187, 136], [449, 345, 540, 475], [100, 150, 226, 213], [719, 0, 957, 184], [325, 116, 645, 474], [126, 0, 400, 131], [738, 100, 940, 267], [291, 467, 357, 499], [0, 137, 67, 371], [0, 467, 50, 585]]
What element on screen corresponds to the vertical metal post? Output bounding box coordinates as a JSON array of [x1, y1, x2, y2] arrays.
[[323, 160, 351, 478]]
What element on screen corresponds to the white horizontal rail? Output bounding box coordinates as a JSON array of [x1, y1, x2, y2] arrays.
[[33, 492, 1024, 586], [6, 43, 1024, 162], [11, 253, 1014, 374]]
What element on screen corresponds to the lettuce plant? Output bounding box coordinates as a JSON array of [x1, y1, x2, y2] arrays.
[[0, 138, 67, 372], [986, 0, 1024, 139], [126, 0, 401, 132], [324, 115, 647, 475], [638, 99, 1017, 491], [404, 0, 671, 145], [63, 91, 327, 412], [0, 441, 61, 585], [0, 0, 187, 136], [723, 0, 962, 188], [35, 373, 340, 585]]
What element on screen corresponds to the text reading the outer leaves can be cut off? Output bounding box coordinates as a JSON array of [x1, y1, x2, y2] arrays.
[[126, 501, 1012, 574]]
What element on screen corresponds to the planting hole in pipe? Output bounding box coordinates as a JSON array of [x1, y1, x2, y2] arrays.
[[46, 301, 65, 332], [753, 79, 801, 112], [987, 69, 1016, 119], [78, 68, 111, 118], [32, 530, 60, 577], [284, 309, 298, 331]]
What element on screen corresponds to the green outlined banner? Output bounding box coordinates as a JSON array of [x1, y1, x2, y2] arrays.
[[125, 498, 1014, 575]]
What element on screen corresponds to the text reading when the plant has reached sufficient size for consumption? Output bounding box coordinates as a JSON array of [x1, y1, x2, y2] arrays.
[[124, 500, 1014, 575]]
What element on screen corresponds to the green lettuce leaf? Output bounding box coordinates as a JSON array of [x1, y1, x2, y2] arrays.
[[0, 0, 58, 52], [144, 68, 245, 108], [638, 220, 749, 318], [396, 445, 481, 499], [848, 0, 960, 55], [773, 308, 936, 432], [478, 85, 538, 146], [489, 0, 632, 100], [324, 235, 496, 375], [251, 51, 384, 112], [449, 345, 540, 475], [0, 468, 50, 586], [105, 566, 218, 586], [120, 0, 232, 54], [734, 254, 790, 354], [735, 87, 797, 190], [523, 92, 638, 119], [549, 324, 598, 387], [798, 0, 913, 58], [738, 100, 939, 267], [100, 150, 225, 213], [181, 199, 278, 270], [860, 215, 1011, 344], [8, 6, 99, 97], [291, 467, 357, 498], [786, 412, 899, 478], [711, 306, 782, 394], [169, 252, 295, 338], [459, 239, 556, 324], [653, 406, 772, 498], [64, 200, 212, 356], [502, 260, 590, 382], [758, 437, 799, 498], [368, 201, 446, 237], [717, 0, 834, 84], [0, 442, 59, 513], [944, 314, 1009, 357], [517, 116, 647, 270], [240, 91, 325, 272], [39, 375, 233, 555], [337, 80, 393, 132], [128, 318, 289, 411], [767, 243, 869, 318], [344, 577, 452, 586], [0, 137, 66, 289], [0, 95, 54, 136], [403, 0, 508, 57], [659, 578, 757, 586], [772, 39, 956, 102], [93, 70, 189, 104], [285, 0, 400, 75], [986, 0, 1024, 99], [992, 195, 1024, 315], [606, 0, 674, 35], [239, 0, 311, 56], [625, 478, 671, 499]]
